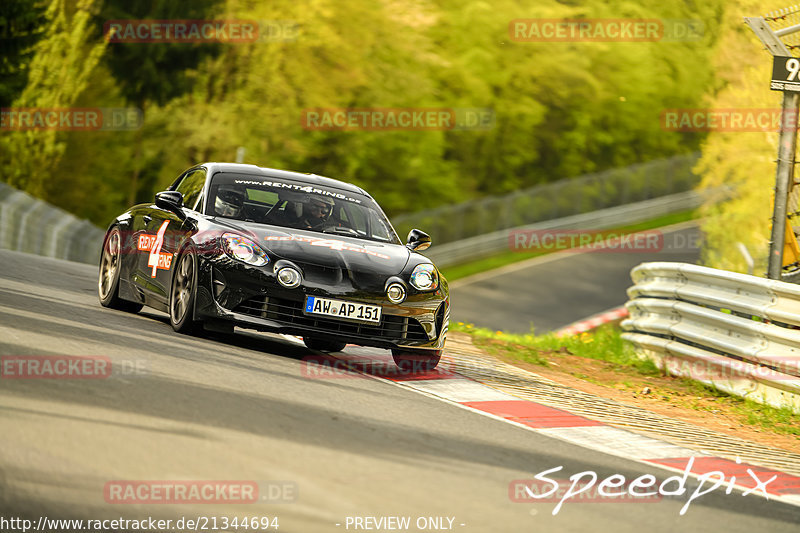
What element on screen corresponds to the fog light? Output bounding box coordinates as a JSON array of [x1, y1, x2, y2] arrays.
[[387, 283, 406, 303], [276, 266, 302, 288]]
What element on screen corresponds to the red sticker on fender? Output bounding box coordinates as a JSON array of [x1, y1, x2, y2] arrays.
[[142, 221, 172, 277]]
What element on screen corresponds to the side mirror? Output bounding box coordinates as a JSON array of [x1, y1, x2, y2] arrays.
[[155, 191, 185, 219], [406, 229, 431, 251]]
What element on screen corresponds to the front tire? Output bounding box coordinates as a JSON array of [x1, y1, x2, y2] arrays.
[[170, 249, 200, 334], [303, 337, 347, 352], [392, 349, 441, 372], [98, 227, 143, 313]]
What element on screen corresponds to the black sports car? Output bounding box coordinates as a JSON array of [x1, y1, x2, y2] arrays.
[[98, 163, 449, 370]]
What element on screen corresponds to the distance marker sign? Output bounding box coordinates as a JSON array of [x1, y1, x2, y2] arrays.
[[771, 56, 800, 91]]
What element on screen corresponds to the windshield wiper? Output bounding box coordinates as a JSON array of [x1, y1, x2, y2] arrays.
[[322, 226, 361, 237]]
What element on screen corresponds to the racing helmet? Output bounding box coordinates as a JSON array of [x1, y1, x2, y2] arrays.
[[214, 185, 245, 217], [305, 195, 335, 221]]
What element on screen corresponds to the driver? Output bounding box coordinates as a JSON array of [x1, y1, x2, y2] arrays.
[[298, 195, 335, 230], [214, 185, 245, 218]]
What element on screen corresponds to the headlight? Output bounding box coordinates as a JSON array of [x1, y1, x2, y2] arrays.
[[221, 233, 269, 267], [410, 263, 438, 291]]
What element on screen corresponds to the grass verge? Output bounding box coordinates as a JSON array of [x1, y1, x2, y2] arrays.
[[450, 322, 800, 439], [441, 209, 697, 282]]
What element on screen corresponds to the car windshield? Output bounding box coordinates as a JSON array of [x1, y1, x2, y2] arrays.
[[206, 172, 401, 244]]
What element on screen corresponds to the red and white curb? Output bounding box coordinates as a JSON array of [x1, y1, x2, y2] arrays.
[[284, 336, 800, 508], [395, 369, 800, 507], [555, 305, 629, 336]]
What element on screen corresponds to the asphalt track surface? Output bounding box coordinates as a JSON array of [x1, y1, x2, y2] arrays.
[[1, 248, 798, 532], [450, 223, 702, 333]]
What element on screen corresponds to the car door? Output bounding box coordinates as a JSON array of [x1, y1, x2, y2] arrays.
[[136, 168, 206, 304]]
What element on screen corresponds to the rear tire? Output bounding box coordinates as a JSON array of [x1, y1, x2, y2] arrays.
[[98, 227, 143, 313], [303, 337, 347, 352], [392, 349, 441, 372], [170, 249, 201, 334]]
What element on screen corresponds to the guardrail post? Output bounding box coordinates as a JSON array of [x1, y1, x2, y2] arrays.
[[769, 91, 799, 278]]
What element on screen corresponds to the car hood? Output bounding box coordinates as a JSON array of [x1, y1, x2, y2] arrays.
[[214, 220, 412, 277]]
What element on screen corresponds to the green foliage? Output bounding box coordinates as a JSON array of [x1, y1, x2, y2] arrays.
[[96, 0, 223, 108], [96, 0, 224, 205], [1, 0, 107, 199], [452, 322, 661, 374], [5, 0, 727, 227], [0, 0, 47, 107], [695, 0, 777, 274], [735, 400, 800, 437]]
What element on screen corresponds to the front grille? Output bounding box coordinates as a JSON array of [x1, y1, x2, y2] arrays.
[[233, 295, 429, 341], [435, 302, 447, 336], [294, 262, 344, 285]]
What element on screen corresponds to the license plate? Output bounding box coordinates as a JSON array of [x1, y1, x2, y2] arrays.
[[304, 296, 381, 323]]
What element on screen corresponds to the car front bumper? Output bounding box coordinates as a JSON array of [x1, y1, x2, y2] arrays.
[[193, 255, 448, 352]]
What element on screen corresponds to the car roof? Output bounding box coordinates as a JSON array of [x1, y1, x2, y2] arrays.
[[202, 163, 372, 198]]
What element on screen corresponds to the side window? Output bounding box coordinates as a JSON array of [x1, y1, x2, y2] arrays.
[[192, 190, 205, 212], [368, 210, 392, 241], [174, 169, 207, 211]]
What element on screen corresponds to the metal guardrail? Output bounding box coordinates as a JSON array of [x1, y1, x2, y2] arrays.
[[424, 190, 707, 267], [0, 181, 105, 264], [622, 262, 800, 413], [392, 153, 701, 247], [1, 177, 705, 270]]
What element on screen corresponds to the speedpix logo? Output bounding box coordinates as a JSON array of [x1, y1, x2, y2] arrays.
[[511, 457, 778, 516]]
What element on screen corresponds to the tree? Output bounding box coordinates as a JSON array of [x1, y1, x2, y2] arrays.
[[695, 0, 778, 274], [0, 0, 47, 108], [95, 0, 223, 204], [0, 0, 107, 198], [28, 0, 731, 228]]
